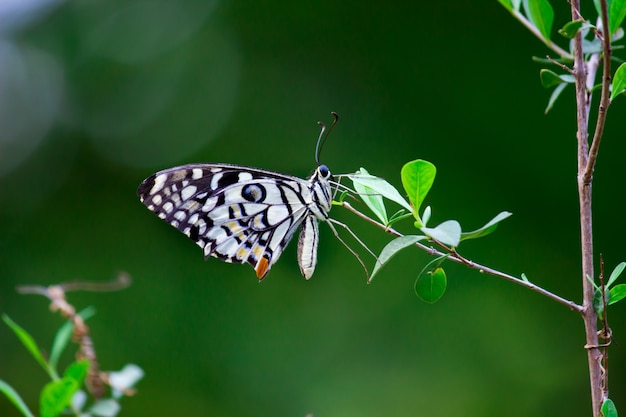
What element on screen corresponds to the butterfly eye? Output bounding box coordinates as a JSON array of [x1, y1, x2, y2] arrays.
[[318, 164, 331, 179]]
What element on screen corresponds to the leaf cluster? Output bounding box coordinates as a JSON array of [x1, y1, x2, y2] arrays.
[[1, 311, 142, 417], [346, 160, 511, 303], [589, 262, 626, 315], [500, 0, 626, 111]]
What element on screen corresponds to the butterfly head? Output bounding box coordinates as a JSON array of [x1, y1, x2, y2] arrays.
[[317, 164, 331, 180]]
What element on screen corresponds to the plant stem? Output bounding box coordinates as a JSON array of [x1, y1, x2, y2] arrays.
[[570, 0, 611, 414], [341, 201, 583, 313]]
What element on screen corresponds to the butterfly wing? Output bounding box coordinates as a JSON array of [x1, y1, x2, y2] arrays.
[[137, 164, 314, 280]]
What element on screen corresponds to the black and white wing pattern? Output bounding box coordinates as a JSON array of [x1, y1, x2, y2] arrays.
[[137, 163, 334, 280]]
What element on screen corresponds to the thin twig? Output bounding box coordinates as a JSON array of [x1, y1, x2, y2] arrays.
[[546, 55, 575, 74], [340, 201, 583, 313], [597, 255, 611, 399], [583, 5, 613, 183], [511, 9, 573, 59], [17, 272, 131, 294], [17, 273, 134, 399]]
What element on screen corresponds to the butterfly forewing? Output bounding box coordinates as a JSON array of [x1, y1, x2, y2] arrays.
[[137, 163, 333, 280]]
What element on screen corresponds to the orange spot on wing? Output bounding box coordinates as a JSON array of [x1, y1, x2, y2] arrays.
[[256, 256, 270, 280]]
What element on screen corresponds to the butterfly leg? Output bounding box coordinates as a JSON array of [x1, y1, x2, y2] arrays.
[[325, 218, 377, 280]]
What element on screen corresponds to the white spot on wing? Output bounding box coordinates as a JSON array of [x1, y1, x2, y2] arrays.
[[266, 205, 290, 226], [202, 197, 218, 212], [211, 172, 223, 190], [181, 200, 201, 214], [238, 172, 253, 181], [150, 174, 168, 194], [207, 226, 227, 241], [269, 221, 291, 252], [215, 238, 240, 260], [192, 168, 203, 179], [162, 202, 174, 213], [197, 219, 207, 234], [181, 185, 197, 201]]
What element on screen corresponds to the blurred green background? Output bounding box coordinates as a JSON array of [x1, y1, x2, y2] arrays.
[[1, 0, 625, 416]]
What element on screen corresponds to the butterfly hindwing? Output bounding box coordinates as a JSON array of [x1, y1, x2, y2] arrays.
[[137, 163, 327, 279]]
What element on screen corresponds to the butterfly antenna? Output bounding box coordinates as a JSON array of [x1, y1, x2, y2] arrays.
[[315, 112, 339, 165]]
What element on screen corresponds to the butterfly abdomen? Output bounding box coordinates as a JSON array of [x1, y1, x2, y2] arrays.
[[297, 215, 320, 279]]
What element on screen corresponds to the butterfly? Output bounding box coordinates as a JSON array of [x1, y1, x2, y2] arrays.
[[137, 113, 353, 280]]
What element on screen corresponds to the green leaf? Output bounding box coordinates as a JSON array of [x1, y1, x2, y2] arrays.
[[415, 256, 448, 303], [586, 274, 600, 291], [421, 220, 461, 247], [523, 0, 554, 40], [422, 206, 432, 226], [609, 284, 626, 305], [498, 0, 522, 11], [387, 209, 412, 227], [369, 235, 426, 283], [601, 398, 618, 417], [591, 83, 603, 94], [545, 82, 568, 114], [582, 38, 603, 54], [558, 19, 584, 38], [49, 306, 96, 372], [610, 62, 626, 101], [3, 314, 52, 377], [400, 160, 436, 225], [40, 378, 79, 417], [607, 262, 626, 287], [593, 288, 607, 314], [64, 360, 90, 385], [610, 0, 626, 36], [540, 69, 575, 88], [352, 168, 388, 224], [497, 0, 513, 11], [349, 169, 413, 213], [0, 379, 35, 417], [521, 273, 530, 283], [336, 190, 349, 203], [460, 211, 512, 241], [539, 69, 561, 88]]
